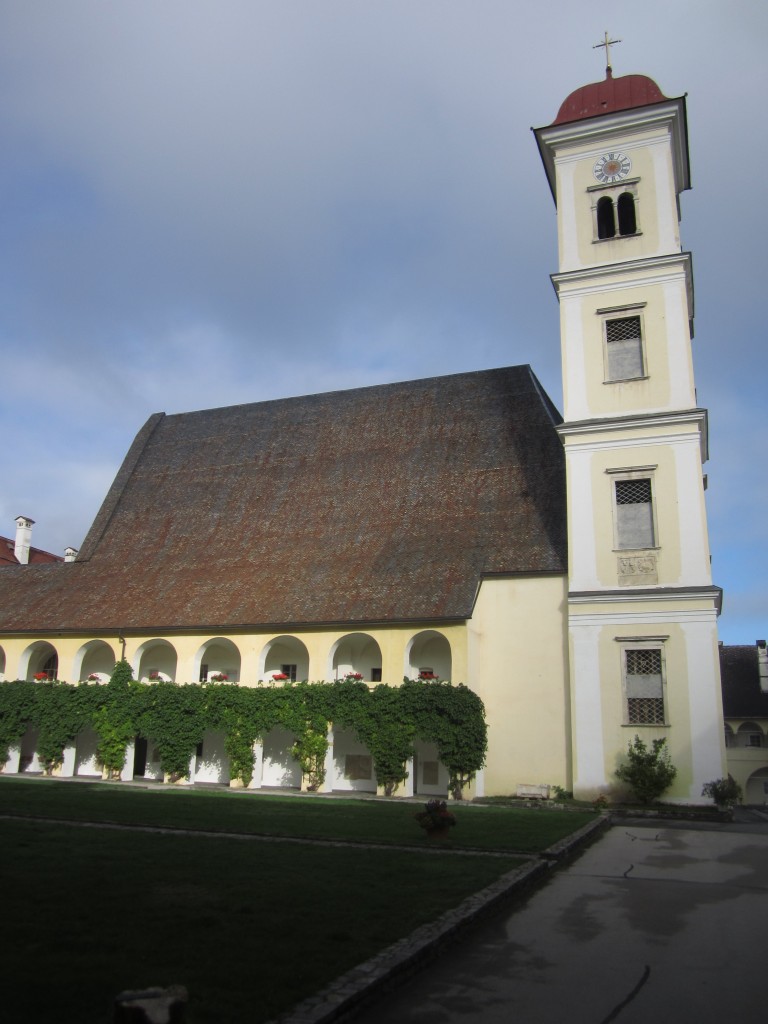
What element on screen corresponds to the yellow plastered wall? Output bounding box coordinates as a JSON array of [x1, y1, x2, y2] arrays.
[[468, 575, 570, 795]]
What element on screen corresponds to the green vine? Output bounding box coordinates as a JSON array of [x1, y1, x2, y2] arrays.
[[0, 677, 487, 793]]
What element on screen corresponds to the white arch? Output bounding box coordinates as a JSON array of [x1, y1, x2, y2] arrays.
[[404, 630, 452, 681], [134, 639, 178, 682], [73, 639, 117, 683], [328, 633, 383, 682], [259, 636, 309, 682], [19, 640, 59, 682], [745, 767, 768, 805], [193, 637, 242, 683]]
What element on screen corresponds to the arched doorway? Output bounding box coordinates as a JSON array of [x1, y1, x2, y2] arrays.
[[745, 767, 768, 805]]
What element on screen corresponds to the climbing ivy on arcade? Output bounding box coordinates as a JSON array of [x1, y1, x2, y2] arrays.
[[0, 671, 487, 793]]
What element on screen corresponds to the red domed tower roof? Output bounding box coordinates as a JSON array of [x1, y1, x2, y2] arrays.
[[553, 70, 668, 125]]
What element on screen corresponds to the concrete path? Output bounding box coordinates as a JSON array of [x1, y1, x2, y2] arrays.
[[354, 821, 768, 1024]]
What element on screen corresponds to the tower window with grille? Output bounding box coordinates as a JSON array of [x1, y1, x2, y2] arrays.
[[615, 477, 655, 549], [605, 315, 644, 380], [624, 648, 665, 725]]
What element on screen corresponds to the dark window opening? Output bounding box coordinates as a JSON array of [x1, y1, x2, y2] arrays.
[[617, 192, 637, 235], [597, 196, 616, 239]]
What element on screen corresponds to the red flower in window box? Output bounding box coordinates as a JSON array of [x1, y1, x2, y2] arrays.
[[34, 672, 48, 681], [418, 671, 438, 681], [272, 672, 289, 681]]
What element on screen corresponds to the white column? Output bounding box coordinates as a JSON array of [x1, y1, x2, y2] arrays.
[[187, 752, 197, 786], [121, 741, 135, 782], [59, 745, 76, 778], [3, 746, 21, 774], [321, 728, 334, 794], [248, 740, 264, 790], [570, 621, 606, 794], [684, 616, 726, 801], [404, 757, 415, 798]]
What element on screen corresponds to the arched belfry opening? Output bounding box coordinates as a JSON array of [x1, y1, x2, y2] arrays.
[[596, 195, 616, 239], [617, 191, 636, 235]]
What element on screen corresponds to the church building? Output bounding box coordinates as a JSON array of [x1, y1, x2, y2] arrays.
[[0, 63, 726, 801]]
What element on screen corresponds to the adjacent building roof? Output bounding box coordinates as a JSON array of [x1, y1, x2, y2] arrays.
[[0, 537, 63, 566], [720, 644, 768, 719], [552, 70, 668, 126], [0, 365, 567, 633]]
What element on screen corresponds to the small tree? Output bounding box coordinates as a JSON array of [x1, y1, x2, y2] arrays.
[[702, 776, 742, 808], [615, 735, 677, 804], [290, 724, 328, 791]]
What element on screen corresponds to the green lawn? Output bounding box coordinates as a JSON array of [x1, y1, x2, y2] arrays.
[[0, 776, 596, 852], [0, 779, 596, 1022]]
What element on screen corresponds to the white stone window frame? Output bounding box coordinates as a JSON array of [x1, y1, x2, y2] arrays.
[[597, 303, 648, 384], [617, 636, 669, 727], [607, 466, 659, 552], [588, 178, 642, 242]]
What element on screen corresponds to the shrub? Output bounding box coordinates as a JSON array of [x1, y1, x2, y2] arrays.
[[701, 776, 742, 807], [615, 735, 677, 804]]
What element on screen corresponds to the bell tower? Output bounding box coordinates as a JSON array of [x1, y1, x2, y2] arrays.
[[534, 61, 725, 801]]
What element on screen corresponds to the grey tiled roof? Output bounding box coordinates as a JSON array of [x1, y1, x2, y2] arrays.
[[0, 366, 567, 632]]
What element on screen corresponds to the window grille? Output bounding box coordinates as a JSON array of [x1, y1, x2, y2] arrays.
[[625, 648, 665, 724], [616, 478, 652, 505], [606, 316, 643, 380], [615, 477, 654, 549]]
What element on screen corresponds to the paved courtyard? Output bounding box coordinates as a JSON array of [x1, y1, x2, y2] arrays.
[[355, 817, 768, 1024]]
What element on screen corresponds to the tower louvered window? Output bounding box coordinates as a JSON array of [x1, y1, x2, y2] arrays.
[[606, 315, 643, 380], [625, 648, 665, 724]]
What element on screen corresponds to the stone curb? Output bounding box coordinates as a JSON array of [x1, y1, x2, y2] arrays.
[[266, 814, 610, 1024]]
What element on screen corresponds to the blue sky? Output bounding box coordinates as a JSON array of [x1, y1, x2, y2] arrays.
[[1, 1, 765, 644]]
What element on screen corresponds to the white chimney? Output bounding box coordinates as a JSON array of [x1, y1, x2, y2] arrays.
[[64, 547, 79, 562], [14, 516, 34, 565], [757, 640, 768, 694]]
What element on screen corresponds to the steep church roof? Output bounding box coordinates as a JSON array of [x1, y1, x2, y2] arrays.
[[0, 365, 567, 633]]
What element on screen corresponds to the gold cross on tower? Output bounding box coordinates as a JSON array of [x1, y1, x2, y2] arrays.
[[593, 31, 621, 75]]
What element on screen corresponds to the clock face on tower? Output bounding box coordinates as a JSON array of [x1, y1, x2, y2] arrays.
[[593, 152, 632, 184]]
